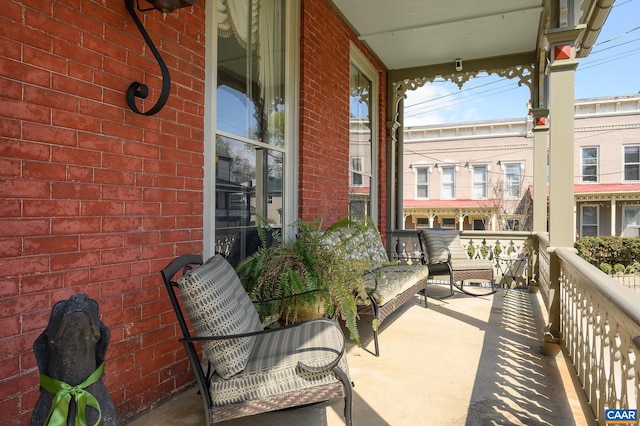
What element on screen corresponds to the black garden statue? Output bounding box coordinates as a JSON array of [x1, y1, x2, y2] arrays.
[[31, 293, 117, 426]]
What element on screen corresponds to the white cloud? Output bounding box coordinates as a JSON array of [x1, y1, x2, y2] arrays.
[[403, 83, 457, 127]]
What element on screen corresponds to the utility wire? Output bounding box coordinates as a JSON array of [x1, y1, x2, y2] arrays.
[[611, 0, 634, 8], [592, 32, 640, 50], [404, 84, 522, 118], [405, 78, 506, 109], [579, 46, 640, 70]]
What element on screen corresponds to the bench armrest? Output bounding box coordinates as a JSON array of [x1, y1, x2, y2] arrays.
[[362, 269, 379, 298]]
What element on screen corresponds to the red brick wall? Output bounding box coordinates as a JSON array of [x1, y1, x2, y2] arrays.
[[299, 0, 388, 234], [0, 0, 388, 423], [0, 1, 205, 424]]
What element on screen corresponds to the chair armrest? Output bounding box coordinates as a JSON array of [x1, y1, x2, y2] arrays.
[[417, 230, 426, 265], [417, 229, 451, 264], [180, 318, 346, 374], [427, 249, 452, 266], [296, 319, 346, 373], [444, 246, 452, 263]]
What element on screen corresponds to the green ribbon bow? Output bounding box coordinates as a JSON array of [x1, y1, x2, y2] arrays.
[[39, 362, 104, 426]]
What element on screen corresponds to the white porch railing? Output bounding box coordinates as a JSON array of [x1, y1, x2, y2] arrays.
[[611, 274, 640, 294], [554, 246, 640, 423], [535, 233, 552, 304]]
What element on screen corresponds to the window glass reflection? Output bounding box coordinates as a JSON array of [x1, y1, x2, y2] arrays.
[[215, 0, 287, 266], [350, 63, 372, 216]]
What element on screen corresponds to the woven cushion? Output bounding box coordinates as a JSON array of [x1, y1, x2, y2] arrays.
[[361, 264, 430, 305], [324, 226, 389, 272], [209, 320, 348, 406], [178, 255, 261, 379], [450, 259, 494, 271], [420, 229, 469, 263]]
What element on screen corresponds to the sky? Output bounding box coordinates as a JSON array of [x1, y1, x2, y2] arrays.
[[403, 0, 640, 127]]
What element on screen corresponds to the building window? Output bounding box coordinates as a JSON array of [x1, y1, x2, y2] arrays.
[[472, 165, 487, 199], [267, 195, 273, 205], [581, 205, 598, 237], [351, 157, 363, 186], [581, 147, 598, 183], [473, 219, 485, 230], [416, 167, 429, 199], [416, 217, 429, 228], [622, 205, 640, 237], [505, 218, 520, 231], [441, 166, 455, 199], [546, 150, 550, 184], [349, 45, 378, 221], [504, 163, 521, 198], [624, 145, 640, 182], [441, 218, 456, 229]]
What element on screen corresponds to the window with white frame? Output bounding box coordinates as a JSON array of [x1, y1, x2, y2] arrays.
[[351, 156, 363, 186], [441, 218, 456, 229], [472, 165, 487, 199], [441, 166, 455, 199], [349, 44, 378, 221], [213, 0, 290, 260], [581, 146, 598, 183], [624, 145, 640, 182], [415, 217, 429, 228], [416, 167, 429, 199], [581, 205, 598, 237], [622, 205, 640, 237], [504, 163, 521, 198], [546, 150, 550, 183]]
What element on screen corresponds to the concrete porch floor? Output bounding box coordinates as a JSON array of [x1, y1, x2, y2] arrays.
[[125, 286, 593, 426]]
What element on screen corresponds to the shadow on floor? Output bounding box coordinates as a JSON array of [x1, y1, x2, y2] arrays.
[[464, 289, 578, 425]]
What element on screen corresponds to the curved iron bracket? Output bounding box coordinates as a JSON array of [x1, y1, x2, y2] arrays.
[[125, 0, 171, 115]]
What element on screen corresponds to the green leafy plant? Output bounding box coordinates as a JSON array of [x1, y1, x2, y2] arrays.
[[613, 263, 626, 275], [236, 216, 371, 345], [575, 236, 640, 268], [599, 263, 613, 274]]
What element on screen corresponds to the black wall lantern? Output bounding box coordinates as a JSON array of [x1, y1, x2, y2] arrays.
[[125, 0, 195, 115]]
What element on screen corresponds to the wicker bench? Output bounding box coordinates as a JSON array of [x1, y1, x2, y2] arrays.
[[325, 224, 429, 356], [161, 254, 353, 425]]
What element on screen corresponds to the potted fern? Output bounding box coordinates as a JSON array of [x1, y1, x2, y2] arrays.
[[236, 216, 371, 345]]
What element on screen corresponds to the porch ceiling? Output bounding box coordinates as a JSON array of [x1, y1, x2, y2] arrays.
[[331, 0, 544, 70]]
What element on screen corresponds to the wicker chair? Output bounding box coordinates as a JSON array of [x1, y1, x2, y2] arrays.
[[419, 229, 496, 297], [161, 254, 353, 425]]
